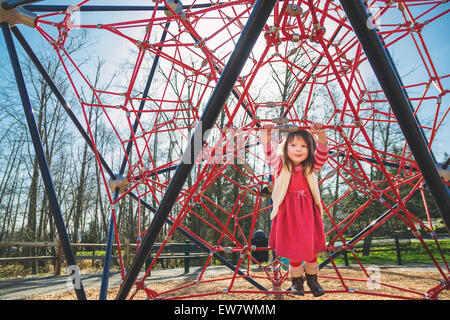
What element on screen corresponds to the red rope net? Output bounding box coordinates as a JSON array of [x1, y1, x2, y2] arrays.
[[34, 0, 448, 299]]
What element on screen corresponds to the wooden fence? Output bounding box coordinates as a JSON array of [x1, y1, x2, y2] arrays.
[[0, 240, 138, 275], [0, 240, 209, 275]]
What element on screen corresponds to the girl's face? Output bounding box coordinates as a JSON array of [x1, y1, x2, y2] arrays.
[[286, 136, 309, 166]]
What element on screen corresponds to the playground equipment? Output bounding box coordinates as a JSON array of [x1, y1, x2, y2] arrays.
[[1, 0, 449, 300]]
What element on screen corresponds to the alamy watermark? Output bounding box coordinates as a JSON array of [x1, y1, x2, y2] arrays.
[[366, 265, 381, 290], [366, 5, 384, 30], [66, 6, 82, 29], [66, 265, 82, 290]]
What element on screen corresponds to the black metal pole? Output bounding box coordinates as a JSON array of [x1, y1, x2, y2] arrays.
[[116, 0, 277, 300], [99, 191, 117, 300], [1, 22, 86, 300], [339, 0, 450, 232]]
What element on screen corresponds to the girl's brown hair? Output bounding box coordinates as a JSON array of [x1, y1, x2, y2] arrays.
[[280, 130, 316, 175]]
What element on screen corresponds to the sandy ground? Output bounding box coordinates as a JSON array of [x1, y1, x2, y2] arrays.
[[29, 264, 449, 301]]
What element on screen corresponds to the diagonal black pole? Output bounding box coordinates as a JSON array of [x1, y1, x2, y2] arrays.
[[339, 0, 450, 232], [1, 22, 86, 300], [116, 0, 277, 300]]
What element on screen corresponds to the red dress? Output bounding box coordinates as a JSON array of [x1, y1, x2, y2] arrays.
[[268, 165, 326, 262]]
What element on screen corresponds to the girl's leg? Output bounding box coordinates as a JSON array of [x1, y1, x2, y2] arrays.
[[304, 255, 319, 275], [289, 259, 304, 278], [289, 259, 304, 295], [304, 255, 325, 297]]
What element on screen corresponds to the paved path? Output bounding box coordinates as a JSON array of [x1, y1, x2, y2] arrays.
[[0, 266, 232, 300]]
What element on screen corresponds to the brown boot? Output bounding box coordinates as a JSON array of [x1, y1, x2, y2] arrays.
[[306, 274, 325, 297], [290, 277, 305, 296]]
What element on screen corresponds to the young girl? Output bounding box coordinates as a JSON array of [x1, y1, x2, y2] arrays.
[[261, 122, 328, 297]]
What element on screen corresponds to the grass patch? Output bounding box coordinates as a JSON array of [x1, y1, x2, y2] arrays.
[[328, 239, 450, 266]]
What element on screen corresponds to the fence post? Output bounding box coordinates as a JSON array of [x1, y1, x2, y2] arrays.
[[394, 233, 403, 265], [124, 238, 130, 269], [92, 245, 95, 268], [54, 236, 63, 276], [184, 240, 190, 274]]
